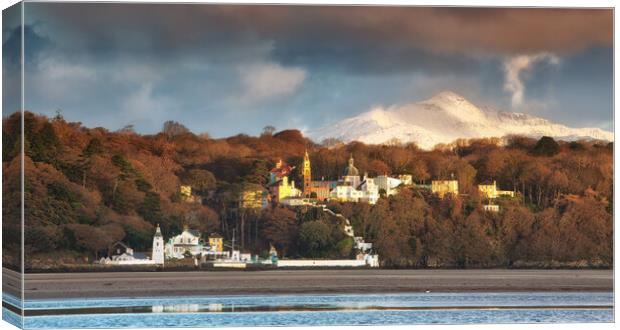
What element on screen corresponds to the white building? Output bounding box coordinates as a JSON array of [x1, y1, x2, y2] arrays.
[[365, 254, 380, 268], [331, 179, 379, 204], [374, 175, 402, 196], [358, 175, 380, 204], [279, 197, 315, 206], [165, 226, 204, 259], [101, 241, 156, 265], [330, 185, 365, 203], [354, 236, 373, 253], [330, 156, 380, 204], [276, 257, 378, 268], [100, 226, 167, 266], [483, 204, 500, 212]]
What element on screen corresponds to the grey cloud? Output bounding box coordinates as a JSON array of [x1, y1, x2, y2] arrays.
[[24, 4, 612, 77], [27, 4, 612, 54]]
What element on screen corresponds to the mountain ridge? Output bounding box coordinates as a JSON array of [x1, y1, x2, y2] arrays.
[[308, 91, 613, 149]]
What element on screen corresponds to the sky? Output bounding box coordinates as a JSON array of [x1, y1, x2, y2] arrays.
[[2, 4, 614, 137]]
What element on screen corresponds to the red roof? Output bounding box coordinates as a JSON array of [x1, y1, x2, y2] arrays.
[[270, 164, 294, 177]]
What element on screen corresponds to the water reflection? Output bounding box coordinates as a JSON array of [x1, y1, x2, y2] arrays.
[[151, 304, 223, 313], [24, 302, 613, 317], [8, 292, 615, 328]]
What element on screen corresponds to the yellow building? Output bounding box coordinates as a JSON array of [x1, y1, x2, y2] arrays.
[[478, 181, 515, 199], [240, 189, 268, 209], [208, 235, 224, 252], [180, 185, 192, 199], [431, 180, 459, 198], [398, 174, 413, 186], [270, 176, 301, 203]]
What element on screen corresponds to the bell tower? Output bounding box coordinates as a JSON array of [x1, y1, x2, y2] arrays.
[[303, 150, 312, 197], [152, 224, 165, 265]]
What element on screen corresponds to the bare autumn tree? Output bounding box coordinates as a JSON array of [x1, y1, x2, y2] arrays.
[[368, 159, 390, 176], [182, 169, 217, 195], [262, 125, 276, 136], [446, 211, 493, 268], [116, 125, 136, 135], [482, 149, 506, 181], [499, 205, 536, 266], [385, 147, 412, 173], [162, 120, 191, 137], [67, 224, 124, 260], [453, 161, 477, 195], [260, 207, 298, 257], [410, 159, 430, 184], [556, 195, 612, 263], [369, 199, 411, 267]]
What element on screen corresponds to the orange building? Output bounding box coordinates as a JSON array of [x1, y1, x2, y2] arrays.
[[310, 180, 338, 201]]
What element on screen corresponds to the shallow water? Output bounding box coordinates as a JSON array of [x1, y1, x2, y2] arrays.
[[3, 292, 614, 328]]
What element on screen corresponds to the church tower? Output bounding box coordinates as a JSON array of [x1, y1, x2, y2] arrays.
[[343, 154, 361, 188], [152, 224, 165, 265], [303, 150, 312, 197]]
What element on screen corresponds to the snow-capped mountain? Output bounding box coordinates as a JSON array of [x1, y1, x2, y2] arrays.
[[308, 91, 613, 149]]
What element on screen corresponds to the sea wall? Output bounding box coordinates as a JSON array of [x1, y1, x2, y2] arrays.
[[277, 259, 367, 267]]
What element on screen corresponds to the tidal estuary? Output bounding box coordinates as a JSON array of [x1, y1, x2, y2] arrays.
[[3, 292, 613, 328]]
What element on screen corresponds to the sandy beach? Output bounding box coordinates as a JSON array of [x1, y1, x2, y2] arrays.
[[2, 268, 612, 300]]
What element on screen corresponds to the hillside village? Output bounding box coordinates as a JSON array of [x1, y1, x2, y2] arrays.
[[101, 150, 561, 269], [242, 151, 513, 210], [2, 112, 613, 270]]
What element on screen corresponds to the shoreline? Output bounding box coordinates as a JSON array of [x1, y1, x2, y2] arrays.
[[3, 268, 613, 300], [9, 264, 613, 274]]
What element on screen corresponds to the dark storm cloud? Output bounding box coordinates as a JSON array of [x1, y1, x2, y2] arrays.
[[26, 4, 612, 74], [3, 25, 51, 66], [270, 33, 481, 75]]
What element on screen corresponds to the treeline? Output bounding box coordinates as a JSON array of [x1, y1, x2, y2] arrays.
[[330, 188, 611, 268], [2, 112, 613, 269]]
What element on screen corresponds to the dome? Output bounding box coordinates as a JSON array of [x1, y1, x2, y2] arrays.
[[343, 155, 359, 177], [344, 165, 359, 177]]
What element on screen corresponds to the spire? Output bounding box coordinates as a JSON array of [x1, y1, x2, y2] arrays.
[[154, 224, 162, 237], [303, 150, 311, 169], [343, 153, 359, 177]]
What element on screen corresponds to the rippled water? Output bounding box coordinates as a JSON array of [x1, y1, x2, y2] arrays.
[[3, 292, 613, 328]]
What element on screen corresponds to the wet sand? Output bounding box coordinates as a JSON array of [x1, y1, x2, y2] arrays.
[[2, 267, 22, 299], [3, 268, 612, 300]]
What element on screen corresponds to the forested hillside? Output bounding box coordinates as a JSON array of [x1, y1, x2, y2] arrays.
[[2, 112, 613, 269]]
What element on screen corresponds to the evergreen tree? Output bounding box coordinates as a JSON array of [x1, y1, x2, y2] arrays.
[[532, 136, 560, 157], [139, 191, 164, 225]]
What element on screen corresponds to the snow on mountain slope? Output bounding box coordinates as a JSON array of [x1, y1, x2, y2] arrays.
[[308, 91, 613, 149]]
